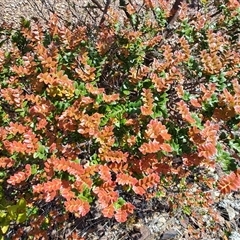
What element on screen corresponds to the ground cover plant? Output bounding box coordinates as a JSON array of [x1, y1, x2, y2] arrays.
[[0, 0, 240, 239]]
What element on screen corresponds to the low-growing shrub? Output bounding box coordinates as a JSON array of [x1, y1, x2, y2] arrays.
[[0, 0, 239, 238]]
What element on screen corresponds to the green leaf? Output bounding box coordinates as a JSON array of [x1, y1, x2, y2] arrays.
[[182, 205, 191, 215], [96, 94, 103, 104], [30, 164, 38, 175], [17, 198, 26, 211], [170, 141, 180, 155], [20, 17, 31, 28], [33, 152, 39, 159], [123, 90, 131, 95], [0, 212, 6, 219], [153, 92, 168, 118], [229, 139, 240, 153], [7, 205, 18, 219], [0, 221, 9, 234], [191, 113, 203, 129], [0, 172, 6, 180], [182, 91, 191, 101], [0, 233, 4, 240], [16, 212, 26, 224], [113, 197, 126, 210], [216, 143, 237, 172]]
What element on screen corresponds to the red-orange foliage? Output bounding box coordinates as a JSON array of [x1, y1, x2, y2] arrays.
[[218, 169, 240, 194], [177, 100, 196, 124], [7, 164, 31, 185], [0, 157, 15, 168], [99, 149, 129, 163], [64, 198, 90, 217], [0, 2, 239, 238], [141, 88, 154, 115]]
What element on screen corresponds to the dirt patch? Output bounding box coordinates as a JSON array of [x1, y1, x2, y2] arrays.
[[0, 0, 117, 28]]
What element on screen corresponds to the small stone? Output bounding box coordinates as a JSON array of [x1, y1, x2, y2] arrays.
[[157, 216, 167, 226], [225, 206, 236, 221], [229, 231, 240, 240], [179, 216, 189, 228], [160, 230, 179, 240]]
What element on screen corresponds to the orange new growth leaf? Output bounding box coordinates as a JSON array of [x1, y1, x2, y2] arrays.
[[0, 157, 15, 168], [144, 0, 156, 9], [141, 88, 154, 116], [129, 65, 149, 84], [200, 83, 216, 102], [33, 179, 62, 202], [101, 149, 129, 163], [78, 113, 103, 137], [133, 173, 160, 195], [145, 119, 171, 140], [144, 35, 162, 48], [116, 173, 138, 186], [140, 105, 153, 116], [102, 204, 115, 218], [3, 140, 27, 155], [38, 179, 62, 193], [218, 169, 240, 194], [200, 121, 219, 143], [96, 26, 115, 55], [177, 100, 196, 124], [86, 83, 105, 95], [232, 79, 240, 114], [200, 50, 223, 74], [108, 162, 129, 173], [126, 3, 137, 15], [64, 199, 90, 217], [176, 84, 184, 98], [194, 12, 207, 31], [198, 142, 217, 159], [94, 188, 118, 208], [207, 30, 226, 53], [58, 25, 87, 49], [179, 36, 191, 61], [23, 130, 39, 153], [227, 0, 240, 10], [68, 231, 85, 240], [131, 154, 158, 174], [1, 87, 24, 108], [102, 93, 120, 103], [67, 161, 86, 180], [160, 143, 172, 152], [132, 185, 146, 195], [95, 125, 115, 146], [163, 44, 173, 65], [139, 140, 161, 155], [38, 70, 75, 98], [122, 202, 135, 214], [222, 88, 235, 107], [5, 122, 27, 135], [99, 165, 112, 182], [151, 73, 167, 92], [49, 157, 87, 181], [115, 209, 128, 223], [190, 98, 202, 108], [183, 153, 204, 167], [75, 65, 96, 82], [7, 168, 30, 185]]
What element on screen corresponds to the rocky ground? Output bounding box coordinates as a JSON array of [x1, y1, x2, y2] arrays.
[[0, 1, 240, 239]]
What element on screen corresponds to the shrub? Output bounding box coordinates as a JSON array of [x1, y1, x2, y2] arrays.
[[0, 0, 239, 238]]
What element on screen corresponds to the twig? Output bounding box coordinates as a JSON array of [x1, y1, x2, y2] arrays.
[[99, 0, 111, 26], [91, 0, 104, 11]]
